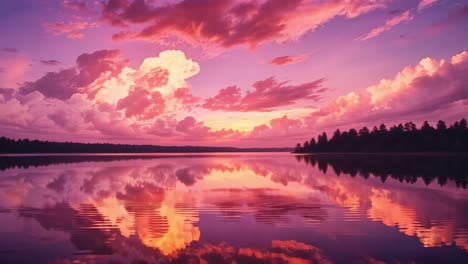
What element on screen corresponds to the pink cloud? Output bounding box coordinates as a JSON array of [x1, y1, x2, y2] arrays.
[[249, 115, 304, 142], [0, 98, 31, 128], [21, 68, 79, 100], [367, 51, 468, 112], [3, 45, 466, 147], [310, 91, 366, 122], [116, 87, 166, 120], [146, 118, 176, 137], [203, 76, 325, 112], [358, 10, 413, 40], [2, 51, 225, 143], [417, 0, 438, 12], [48, 110, 80, 132], [176, 116, 209, 135], [99, 0, 390, 48], [83, 107, 136, 137], [43, 21, 95, 39], [307, 51, 468, 129], [76, 49, 126, 85], [270, 54, 308, 66], [358, 0, 439, 41], [0, 49, 202, 142], [63, 0, 90, 14], [135, 67, 169, 88], [174, 88, 200, 110], [0, 88, 14, 101], [270, 115, 302, 130], [175, 116, 240, 140], [21, 49, 126, 100]]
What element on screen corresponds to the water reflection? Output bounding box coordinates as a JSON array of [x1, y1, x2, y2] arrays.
[[0, 153, 467, 263], [296, 154, 468, 188]]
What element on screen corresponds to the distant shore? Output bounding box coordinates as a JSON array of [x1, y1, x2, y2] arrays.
[[0, 136, 291, 154]]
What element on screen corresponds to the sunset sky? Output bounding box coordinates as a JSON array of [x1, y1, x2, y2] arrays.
[[0, 0, 467, 147]]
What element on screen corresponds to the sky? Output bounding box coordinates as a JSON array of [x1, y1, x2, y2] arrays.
[[0, 0, 467, 147]]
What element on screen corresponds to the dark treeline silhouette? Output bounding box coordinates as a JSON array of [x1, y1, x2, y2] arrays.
[[0, 155, 170, 171], [0, 137, 291, 154], [0, 154, 248, 171], [295, 154, 468, 188], [294, 118, 468, 153]]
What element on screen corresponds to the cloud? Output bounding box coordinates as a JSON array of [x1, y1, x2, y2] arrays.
[[99, 0, 390, 49], [417, 0, 438, 12], [0, 88, 15, 101], [43, 21, 94, 39], [116, 87, 166, 120], [358, 10, 413, 40], [307, 50, 468, 128], [0, 98, 31, 127], [146, 118, 176, 137], [1, 49, 233, 143], [175, 116, 240, 140], [367, 51, 468, 112], [4, 46, 466, 147], [21, 49, 126, 100], [48, 110, 81, 132], [21, 69, 79, 100], [63, 0, 89, 14], [40, 60, 62, 66], [270, 115, 302, 129], [83, 106, 137, 137], [1, 48, 18, 53], [250, 115, 303, 139], [173, 88, 200, 110], [203, 76, 325, 112], [358, 0, 439, 41], [270, 54, 308, 66], [310, 91, 364, 122]]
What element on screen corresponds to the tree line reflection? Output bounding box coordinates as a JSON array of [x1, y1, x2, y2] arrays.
[[0, 154, 241, 171], [295, 154, 468, 188]]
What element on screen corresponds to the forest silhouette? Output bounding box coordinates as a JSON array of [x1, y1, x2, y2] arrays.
[[294, 118, 468, 153], [0, 137, 289, 154]]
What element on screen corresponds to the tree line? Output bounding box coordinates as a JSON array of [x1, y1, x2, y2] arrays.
[[294, 118, 468, 153], [0, 137, 290, 154]]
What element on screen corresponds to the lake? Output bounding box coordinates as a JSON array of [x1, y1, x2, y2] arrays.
[[0, 153, 467, 263]]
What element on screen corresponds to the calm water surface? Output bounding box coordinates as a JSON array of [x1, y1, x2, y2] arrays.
[[0, 153, 467, 263]]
